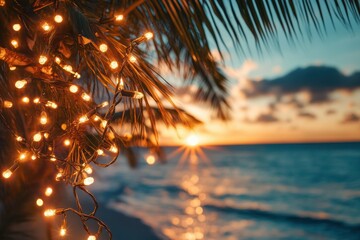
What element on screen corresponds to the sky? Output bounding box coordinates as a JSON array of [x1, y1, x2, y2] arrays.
[[157, 10, 360, 146]]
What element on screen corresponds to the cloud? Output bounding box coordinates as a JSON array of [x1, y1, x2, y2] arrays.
[[272, 65, 282, 74], [341, 113, 360, 123], [326, 109, 336, 115], [298, 111, 317, 119], [224, 59, 258, 81], [241, 66, 360, 104], [246, 113, 279, 123]]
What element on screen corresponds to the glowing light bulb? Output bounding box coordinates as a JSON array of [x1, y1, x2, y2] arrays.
[[96, 149, 104, 155], [100, 101, 108, 107], [44, 209, 56, 217], [11, 39, 19, 48], [109, 145, 118, 153], [133, 91, 144, 99], [45, 187, 53, 196], [64, 139, 71, 146], [12, 23, 21, 31], [33, 98, 40, 103], [33, 133, 42, 142], [74, 72, 81, 79], [61, 124, 67, 130], [63, 65, 73, 72], [93, 115, 100, 121], [81, 93, 91, 101], [88, 235, 96, 240], [31, 155, 36, 160], [54, 14, 63, 23], [144, 32, 153, 40], [55, 172, 63, 181], [129, 55, 136, 63], [2, 169, 12, 179], [36, 198, 44, 206], [38, 55, 48, 65], [44, 132, 49, 138], [69, 85, 78, 93], [0, 0, 5, 7], [42, 22, 51, 31], [22, 97, 30, 103], [110, 60, 118, 69], [40, 112, 48, 125], [3, 100, 13, 108], [9, 66, 16, 71], [79, 115, 88, 123], [19, 152, 27, 161], [100, 120, 107, 128], [115, 14, 123, 21], [55, 57, 61, 64], [46, 101, 58, 109], [16, 136, 23, 141], [99, 43, 108, 52], [50, 156, 56, 162], [15, 79, 27, 89], [84, 165, 93, 174], [83, 177, 94, 186], [146, 155, 156, 165], [60, 227, 66, 237]]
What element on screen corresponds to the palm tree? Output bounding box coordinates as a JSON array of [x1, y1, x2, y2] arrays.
[[0, 0, 358, 239]]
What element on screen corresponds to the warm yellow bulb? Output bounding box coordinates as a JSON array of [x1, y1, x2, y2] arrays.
[[83, 177, 94, 186], [97, 149, 104, 155], [100, 101, 109, 107], [11, 39, 19, 48], [81, 93, 91, 101], [0, 0, 5, 7], [36, 198, 44, 206], [31, 155, 37, 160], [115, 14, 123, 21], [146, 155, 156, 165], [79, 115, 88, 123], [129, 55, 137, 63], [109, 145, 118, 153], [12, 23, 21, 31], [19, 152, 27, 161], [33, 98, 40, 104], [54, 15, 63, 23], [64, 139, 71, 146], [44, 132, 49, 139], [55, 172, 63, 181], [38, 55, 48, 65], [44, 209, 56, 217], [45, 187, 53, 196], [50, 156, 57, 162], [61, 124, 67, 130], [2, 169, 12, 179], [100, 120, 107, 128], [60, 227, 66, 236], [40, 112, 48, 125], [88, 235, 97, 240], [99, 43, 108, 52], [33, 133, 42, 142], [9, 66, 16, 71], [15, 79, 27, 89], [3, 100, 13, 108], [133, 91, 144, 99], [63, 65, 73, 72], [16, 136, 23, 141], [46, 101, 58, 109], [69, 85, 78, 93], [110, 60, 118, 69], [55, 57, 61, 64], [144, 32, 153, 40], [93, 115, 100, 122], [22, 97, 30, 103], [42, 22, 51, 31], [84, 165, 93, 174]]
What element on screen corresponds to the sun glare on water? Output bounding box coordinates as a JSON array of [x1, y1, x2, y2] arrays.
[[186, 134, 199, 147]]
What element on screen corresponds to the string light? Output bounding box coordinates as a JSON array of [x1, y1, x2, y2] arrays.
[[83, 177, 94, 186], [50, 155, 57, 162], [45, 187, 53, 197], [100, 120, 107, 128], [11, 39, 19, 48], [9, 66, 16, 71], [16, 136, 23, 142], [19, 152, 27, 161], [46, 101, 58, 109], [79, 115, 89, 123], [96, 149, 104, 155], [81, 93, 91, 101], [129, 55, 137, 63], [41, 22, 52, 31], [84, 165, 93, 174], [22, 97, 30, 103], [88, 235, 97, 240], [15, 79, 28, 89], [55, 57, 61, 64], [31, 155, 37, 160], [36, 198, 44, 206], [144, 32, 153, 40], [146, 155, 156, 165], [99, 43, 108, 52], [55, 172, 63, 181], [64, 139, 71, 146], [115, 14, 124, 21], [2, 169, 12, 179], [0, 0, 5, 7], [33, 132, 42, 142], [33, 98, 40, 104], [44, 132, 49, 138], [109, 145, 118, 153], [69, 85, 78, 93], [38, 55, 48, 65], [3, 100, 13, 108], [60, 226, 67, 237], [54, 15, 63, 23], [40, 112, 48, 125], [63, 65, 72, 72], [44, 209, 56, 217], [110, 60, 118, 69], [12, 23, 21, 31]]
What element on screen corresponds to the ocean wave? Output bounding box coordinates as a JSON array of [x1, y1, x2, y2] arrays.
[[204, 203, 360, 231]]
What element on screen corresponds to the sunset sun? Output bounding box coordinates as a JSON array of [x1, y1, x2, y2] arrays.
[[186, 134, 199, 147]]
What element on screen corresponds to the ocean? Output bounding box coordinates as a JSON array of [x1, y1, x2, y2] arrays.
[[92, 142, 360, 240]]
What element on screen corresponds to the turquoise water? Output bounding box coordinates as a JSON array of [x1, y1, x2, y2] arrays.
[[94, 142, 360, 240]]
